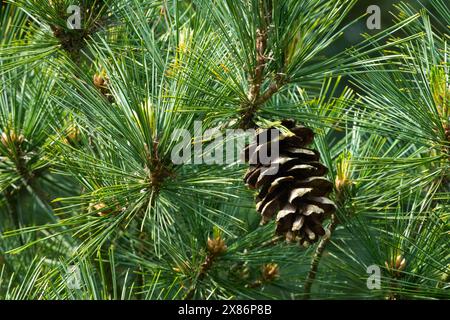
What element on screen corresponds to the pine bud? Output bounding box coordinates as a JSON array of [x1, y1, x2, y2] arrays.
[[261, 263, 279, 282], [395, 255, 406, 271], [1, 130, 24, 148], [335, 151, 353, 201], [50, 24, 63, 38], [1, 132, 8, 147], [93, 73, 107, 89], [385, 254, 406, 277], [93, 72, 113, 102], [63, 125, 80, 145], [91, 202, 113, 217], [335, 177, 349, 193], [206, 236, 227, 256]]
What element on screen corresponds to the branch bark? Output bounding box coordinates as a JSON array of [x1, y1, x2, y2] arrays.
[[303, 213, 339, 300], [183, 253, 216, 300], [239, 0, 286, 129]]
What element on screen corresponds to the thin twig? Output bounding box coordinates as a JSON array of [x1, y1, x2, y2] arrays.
[[303, 213, 339, 300], [183, 254, 215, 300], [184, 237, 227, 300], [239, 0, 287, 129]]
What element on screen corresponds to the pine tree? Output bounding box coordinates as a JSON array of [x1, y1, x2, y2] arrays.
[[0, 0, 448, 300]]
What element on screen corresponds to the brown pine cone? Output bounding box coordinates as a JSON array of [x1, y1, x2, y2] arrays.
[[243, 120, 336, 246]]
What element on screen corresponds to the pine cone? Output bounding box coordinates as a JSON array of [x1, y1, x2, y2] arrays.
[[243, 120, 336, 246]]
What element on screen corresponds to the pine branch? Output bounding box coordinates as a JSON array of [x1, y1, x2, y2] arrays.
[[239, 0, 286, 129], [183, 254, 214, 300], [303, 213, 339, 300], [184, 236, 227, 300]]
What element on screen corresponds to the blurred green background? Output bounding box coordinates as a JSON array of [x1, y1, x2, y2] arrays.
[[340, 0, 438, 51]]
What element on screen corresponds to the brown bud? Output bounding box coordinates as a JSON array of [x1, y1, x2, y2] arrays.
[[335, 176, 351, 193], [1, 130, 24, 148], [261, 263, 279, 282], [92, 202, 113, 217], [51, 25, 63, 38], [238, 266, 250, 280], [64, 125, 80, 144], [206, 236, 227, 256], [385, 255, 406, 277], [93, 73, 107, 89], [1, 132, 8, 147]]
